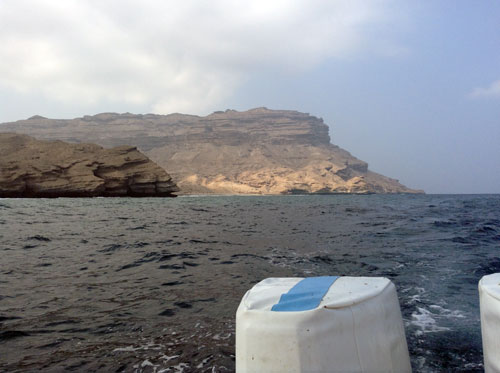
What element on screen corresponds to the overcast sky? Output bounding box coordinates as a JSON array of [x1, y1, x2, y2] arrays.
[[0, 0, 499, 193]]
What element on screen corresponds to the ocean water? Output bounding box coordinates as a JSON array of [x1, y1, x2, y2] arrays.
[[1, 194, 499, 372]]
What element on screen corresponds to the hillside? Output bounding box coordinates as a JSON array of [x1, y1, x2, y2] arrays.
[[0, 108, 422, 194]]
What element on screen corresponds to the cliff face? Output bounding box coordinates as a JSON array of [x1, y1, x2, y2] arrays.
[[0, 108, 422, 194], [0, 133, 178, 197]]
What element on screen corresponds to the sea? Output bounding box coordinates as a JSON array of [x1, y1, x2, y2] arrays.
[[1, 194, 499, 372]]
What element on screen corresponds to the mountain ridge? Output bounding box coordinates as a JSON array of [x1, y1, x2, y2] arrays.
[[0, 108, 423, 195]]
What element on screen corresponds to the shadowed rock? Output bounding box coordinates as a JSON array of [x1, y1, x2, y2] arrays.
[[0, 133, 178, 197]]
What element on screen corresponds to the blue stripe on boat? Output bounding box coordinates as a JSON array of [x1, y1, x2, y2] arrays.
[[271, 276, 339, 312]]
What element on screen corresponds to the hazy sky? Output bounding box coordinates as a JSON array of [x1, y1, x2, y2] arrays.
[[0, 1, 499, 193]]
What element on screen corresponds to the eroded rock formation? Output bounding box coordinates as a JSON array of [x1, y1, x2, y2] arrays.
[[0, 108, 422, 194], [0, 133, 178, 197]]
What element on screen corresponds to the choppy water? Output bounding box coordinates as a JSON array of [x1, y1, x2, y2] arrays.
[[1, 194, 500, 372]]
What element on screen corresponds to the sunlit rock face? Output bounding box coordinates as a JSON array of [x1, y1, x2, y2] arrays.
[[0, 108, 422, 194], [0, 133, 178, 197]]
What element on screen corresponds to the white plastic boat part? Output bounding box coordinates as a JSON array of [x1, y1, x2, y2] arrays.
[[479, 273, 500, 373], [236, 276, 411, 373]]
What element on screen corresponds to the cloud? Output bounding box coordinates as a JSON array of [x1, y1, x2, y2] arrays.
[[470, 79, 500, 99], [0, 0, 402, 115]]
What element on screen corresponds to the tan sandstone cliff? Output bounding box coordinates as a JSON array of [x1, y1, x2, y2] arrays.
[[0, 108, 423, 194], [0, 133, 178, 197]]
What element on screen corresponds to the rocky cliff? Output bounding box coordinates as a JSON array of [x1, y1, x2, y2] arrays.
[[0, 133, 178, 197], [0, 108, 422, 194]]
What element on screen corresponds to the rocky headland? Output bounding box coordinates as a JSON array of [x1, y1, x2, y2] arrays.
[[0, 108, 423, 194], [0, 133, 178, 197]]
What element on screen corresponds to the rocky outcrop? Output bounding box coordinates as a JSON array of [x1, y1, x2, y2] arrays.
[[0, 133, 178, 197], [0, 108, 423, 194]]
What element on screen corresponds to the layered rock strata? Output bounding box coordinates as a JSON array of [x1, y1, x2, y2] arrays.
[[0, 108, 422, 194], [0, 133, 178, 197]]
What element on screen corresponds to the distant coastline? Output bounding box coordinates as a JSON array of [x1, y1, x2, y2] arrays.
[[0, 108, 423, 196]]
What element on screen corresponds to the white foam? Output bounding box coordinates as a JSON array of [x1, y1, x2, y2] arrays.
[[429, 304, 466, 318], [170, 362, 190, 372], [410, 307, 451, 333], [212, 332, 232, 340], [408, 287, 426, 304], [141, 359, 155, 367], [160, 354, 180, 362], [463, 362, 484, 369], [196, 356, 212, 369], [414, 356, 427, 371]]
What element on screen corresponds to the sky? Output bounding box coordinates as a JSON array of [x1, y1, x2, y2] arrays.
[[0, 0, 499, 193]]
